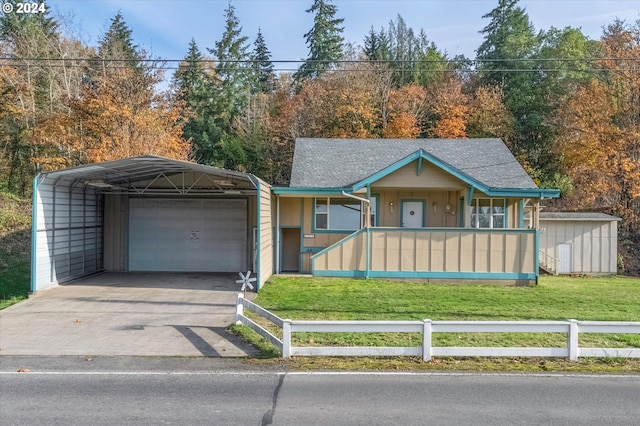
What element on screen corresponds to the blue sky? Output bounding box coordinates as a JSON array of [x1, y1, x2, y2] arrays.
[[47, 0, 640, 66]]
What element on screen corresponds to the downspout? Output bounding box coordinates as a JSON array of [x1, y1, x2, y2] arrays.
[[341, 190, 370, 227], [342, 190, 371, 278]]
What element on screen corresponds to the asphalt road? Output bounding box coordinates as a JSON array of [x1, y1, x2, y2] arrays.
[[1, 361, 639, 425]]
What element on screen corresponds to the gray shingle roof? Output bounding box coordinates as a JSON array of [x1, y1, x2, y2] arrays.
[[289, 138, 538, 189], [540, 212, 621, 221]]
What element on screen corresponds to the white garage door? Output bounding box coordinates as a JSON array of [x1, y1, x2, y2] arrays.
[[129, 198, 247, 272]]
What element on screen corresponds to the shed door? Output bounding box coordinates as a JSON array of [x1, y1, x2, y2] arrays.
[[128, 198, 247, 272], [557, 243, 572, 274]]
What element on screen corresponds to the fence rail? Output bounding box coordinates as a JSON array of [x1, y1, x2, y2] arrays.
[[235, 294, 284, 352], [235, 294, 640, 360]]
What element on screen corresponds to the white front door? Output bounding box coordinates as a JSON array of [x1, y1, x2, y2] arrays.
[[557, 243, 572, 274], [402, 201, 424, 228]]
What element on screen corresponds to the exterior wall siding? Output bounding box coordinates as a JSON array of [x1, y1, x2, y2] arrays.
[[257, 178, 273, 287], [373, 161, 465, 189], [33, 178, 103, 291], [103, 194, 128, 271], [373, 190, 462, 228]]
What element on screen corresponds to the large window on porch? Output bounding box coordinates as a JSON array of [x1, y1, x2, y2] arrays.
[[471, 198, 506, 228]]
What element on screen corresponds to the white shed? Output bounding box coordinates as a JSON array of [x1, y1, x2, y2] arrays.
[[539, 212, 621, 275], [31, 156, 273, 292]]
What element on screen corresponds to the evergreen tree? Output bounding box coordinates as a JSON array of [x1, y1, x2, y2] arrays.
[[172, 39, 221, 164], [208, 1, 250, 111], [413, 29, 448, 87], [363, 26, 390, 61], [251, 28, 274, 94], [476, 0, 555, 183], [363, 26, 380, 60], [476, 0, 538, 86], [85, 12, 154, 100], [294, 0, 344, 81], [97, 11, 139, 64], [388, 14, 415, 82], [365, 15, 446, 87], [205, 1, 252, 169]]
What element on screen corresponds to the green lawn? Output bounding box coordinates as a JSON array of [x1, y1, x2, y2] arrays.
[[238, 275, 640, 370], [255, 275, 640, 322]]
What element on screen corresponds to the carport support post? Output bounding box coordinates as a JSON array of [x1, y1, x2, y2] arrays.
[[235, 293, 244, 325]]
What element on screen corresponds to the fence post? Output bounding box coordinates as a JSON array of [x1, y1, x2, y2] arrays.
[[568, 319, 579, 361], [282, 319, 292, 358], [235, 293, 244, 325], [423, 319, 432, 362]]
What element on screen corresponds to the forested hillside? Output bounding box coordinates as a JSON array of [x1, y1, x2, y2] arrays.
[[1, 0, 638, 274]]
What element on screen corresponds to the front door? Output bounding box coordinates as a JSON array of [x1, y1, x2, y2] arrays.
[[401, 201, 424, 228], [557, 243, 572, 274]]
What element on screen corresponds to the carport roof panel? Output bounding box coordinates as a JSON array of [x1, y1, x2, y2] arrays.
[[39, 155, 257, 190]]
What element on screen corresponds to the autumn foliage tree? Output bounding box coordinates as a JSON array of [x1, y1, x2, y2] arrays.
[[383, 84, 427, 138], [426, 77, 469, 138], [551, 19, 640, 273], [41, 13, 188, 164]]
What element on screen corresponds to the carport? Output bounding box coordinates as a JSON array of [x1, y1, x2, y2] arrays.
[[31, 156, 273, 292]]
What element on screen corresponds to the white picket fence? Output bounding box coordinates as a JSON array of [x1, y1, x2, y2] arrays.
[[235, 294, 640, 360]]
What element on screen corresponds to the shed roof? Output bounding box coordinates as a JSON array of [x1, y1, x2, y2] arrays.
[[540, 212, 621, 222], [37, 155, 258, 191], [289, 138, 538, 190]]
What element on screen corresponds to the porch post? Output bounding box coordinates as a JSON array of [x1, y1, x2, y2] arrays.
[[365, 185, 371, 278], [533, 199, 540, 229]]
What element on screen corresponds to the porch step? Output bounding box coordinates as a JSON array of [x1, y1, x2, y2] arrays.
[[539, 250, 558, 275]]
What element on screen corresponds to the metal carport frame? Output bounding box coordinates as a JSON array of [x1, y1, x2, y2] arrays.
[[31, 155, 272, 292]]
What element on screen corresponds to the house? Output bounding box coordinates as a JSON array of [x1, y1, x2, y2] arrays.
[[272, 138, 560, 284], [538, 212, 621, 275]]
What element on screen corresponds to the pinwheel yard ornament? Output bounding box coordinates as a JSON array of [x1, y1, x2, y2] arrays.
[[236, 270, 256, 294]]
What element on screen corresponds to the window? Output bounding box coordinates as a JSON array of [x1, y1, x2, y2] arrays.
[[315, 197, 371, 230], [471, 199, 506, 229]]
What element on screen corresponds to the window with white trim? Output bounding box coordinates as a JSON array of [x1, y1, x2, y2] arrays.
[[470, 199, 506, 228], [315, 198, 362, 230]]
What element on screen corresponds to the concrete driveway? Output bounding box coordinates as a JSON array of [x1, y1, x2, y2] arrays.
[[0, 273, 259, 357]]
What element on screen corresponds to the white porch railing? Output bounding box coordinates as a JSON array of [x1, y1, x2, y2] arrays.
[[235, 294, 640, 360]]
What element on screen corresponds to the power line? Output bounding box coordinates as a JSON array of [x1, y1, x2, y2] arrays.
[[1, 56, 639, 64], [1, 57, 638, 73]]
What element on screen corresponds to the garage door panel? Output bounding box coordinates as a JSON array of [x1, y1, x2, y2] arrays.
[[129, 198, 247, 272]]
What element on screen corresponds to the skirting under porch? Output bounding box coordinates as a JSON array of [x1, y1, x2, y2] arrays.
[[311, 228, 539, 283]]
